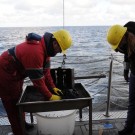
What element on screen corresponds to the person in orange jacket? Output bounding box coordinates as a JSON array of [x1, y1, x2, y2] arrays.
[[0, 29, 72, 135]]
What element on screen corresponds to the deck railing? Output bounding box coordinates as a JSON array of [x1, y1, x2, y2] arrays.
[[0, 54, 128, 119]]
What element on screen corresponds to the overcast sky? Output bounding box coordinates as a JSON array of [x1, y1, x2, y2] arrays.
[[0, 0, 135, 27]]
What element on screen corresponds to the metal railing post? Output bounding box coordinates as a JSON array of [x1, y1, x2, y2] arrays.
[[104, 54, 113, 117]]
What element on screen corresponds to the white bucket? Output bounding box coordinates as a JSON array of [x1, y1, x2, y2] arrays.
[[35, 110, 76, 135]]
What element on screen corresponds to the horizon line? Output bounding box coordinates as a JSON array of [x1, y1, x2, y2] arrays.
[[0, 25, 111, 28]]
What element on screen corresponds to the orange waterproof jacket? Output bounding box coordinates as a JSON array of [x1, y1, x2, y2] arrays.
[[0, 37, 55, 99]]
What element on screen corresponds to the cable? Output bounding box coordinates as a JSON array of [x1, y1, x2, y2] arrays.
[[111, 86, 128, 94], [92, 87, 107, 97], [63, 0, 64, 29], [93, 101, 106, 110], [51, 58, 109, 64], [113, 58, 123, 64], [84, 78, 100, 86], [110, 101, 128, 109]]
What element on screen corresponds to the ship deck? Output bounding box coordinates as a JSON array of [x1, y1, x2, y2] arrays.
[[0, 111, 127, 135], [0, 118, 126, 135]]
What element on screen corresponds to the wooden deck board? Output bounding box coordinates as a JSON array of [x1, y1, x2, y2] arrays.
[[0, 118, 126, 135]]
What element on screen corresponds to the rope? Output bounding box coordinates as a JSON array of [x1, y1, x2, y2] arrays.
[[63, 0, 64, 29], [84, 78, 100, 86], [113, 58, 123, 64], [52, 58, 109, 64], [112, 71, 123, 76], [111, 86, 128, 94], [92, 86, 107, 96], [110, 101, 128, 109], [93, 102, 106, 110]]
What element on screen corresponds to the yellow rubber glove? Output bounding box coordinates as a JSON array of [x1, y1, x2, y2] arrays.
[[53, 88, 63, 95], [49, 94, 61, 101]]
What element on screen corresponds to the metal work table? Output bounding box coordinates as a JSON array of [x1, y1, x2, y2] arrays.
[[17, 83, 92, 135]]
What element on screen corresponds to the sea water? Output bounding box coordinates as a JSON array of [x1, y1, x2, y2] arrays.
[[0, 26, 128, 115]]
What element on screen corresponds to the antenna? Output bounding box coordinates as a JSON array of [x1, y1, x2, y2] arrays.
[[63, 0, 64, 29]]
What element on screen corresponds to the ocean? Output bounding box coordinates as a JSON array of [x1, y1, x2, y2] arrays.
[[0, 26, 128, 115]]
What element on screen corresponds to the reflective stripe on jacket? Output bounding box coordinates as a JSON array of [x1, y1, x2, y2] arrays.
[[15, 37, 55, 99], [0, 35, 56, 135]]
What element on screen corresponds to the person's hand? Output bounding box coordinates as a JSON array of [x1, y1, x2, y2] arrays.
[[49, 94, 61, 101], [53, 88, 63, 96], [124, 69, 129, 82]]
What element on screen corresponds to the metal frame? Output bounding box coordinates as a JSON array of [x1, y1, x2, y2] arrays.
[[105, 55, 113, 117], [17, 83, 92, 135]]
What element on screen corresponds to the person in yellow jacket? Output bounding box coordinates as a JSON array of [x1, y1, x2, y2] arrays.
[[107, 22, 135, 135]]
